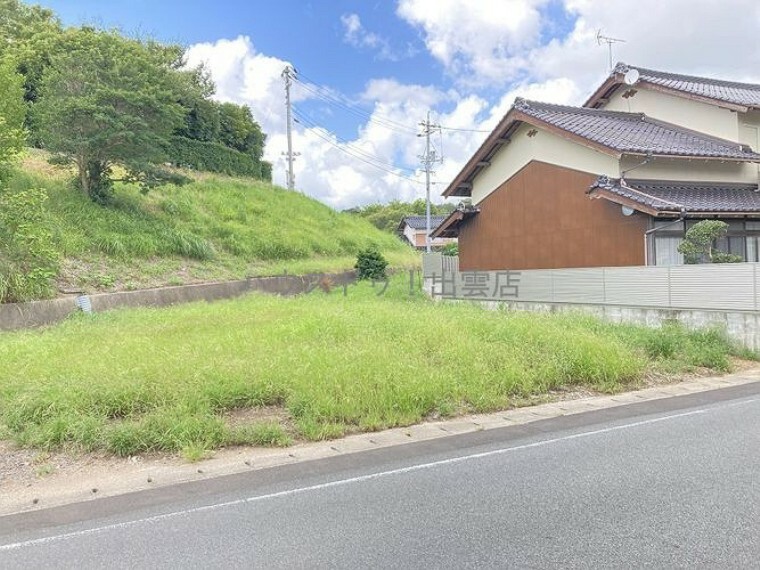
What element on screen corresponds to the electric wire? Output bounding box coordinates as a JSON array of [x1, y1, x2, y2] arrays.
[[293, 111, 423, 184], [292, 74, 420, 135], [292, 106, 417, 173]]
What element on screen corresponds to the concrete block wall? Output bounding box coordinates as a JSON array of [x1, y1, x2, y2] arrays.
[[473, 297, 760, 352]]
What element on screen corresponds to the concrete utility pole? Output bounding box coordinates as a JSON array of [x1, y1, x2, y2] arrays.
[[282, 66, 297, 190], [418, 111, 442, 252]]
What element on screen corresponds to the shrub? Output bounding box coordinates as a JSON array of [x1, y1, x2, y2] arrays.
[[678, 220, 742, 264], [0, 185, 59, 302], [441, 242, 458, 256], [168, 136, 272, 181], [355, 247, 388, 280]]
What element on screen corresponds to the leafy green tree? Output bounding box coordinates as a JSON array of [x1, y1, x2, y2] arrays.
[[33, 28, 190, 203], [0, 58, 26, 179], [0, 0, 62, 144], [677, 220, 743, 263], [0, 59, 58, 302], [347, 199, 456, 233], [218, 102, 266, 160]]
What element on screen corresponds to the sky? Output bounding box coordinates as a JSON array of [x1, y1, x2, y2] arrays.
[[32, 0, 760, 209]]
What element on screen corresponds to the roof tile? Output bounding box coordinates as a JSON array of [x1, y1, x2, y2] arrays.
[[402, 215, 447, 230], [615, 63, 760, 109], [590, 177, 760, 213], [515, 98, 760, 161]]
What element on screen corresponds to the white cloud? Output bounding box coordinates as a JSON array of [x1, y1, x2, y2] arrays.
[[398, 0, 760, 93], [340, 13, 408, 61], [397, 0, 549, 85], [184, 36, 448, 209], [185, 2, 760, 209], [184, 36, 290, 137]]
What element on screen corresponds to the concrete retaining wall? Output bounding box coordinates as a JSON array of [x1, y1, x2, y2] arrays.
[[0, 271, 356, 333]]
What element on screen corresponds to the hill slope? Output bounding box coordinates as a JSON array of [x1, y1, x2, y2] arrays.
[[9, 155, 417, 294]]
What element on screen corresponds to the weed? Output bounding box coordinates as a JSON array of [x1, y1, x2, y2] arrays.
[[0, 276, 748, 455], [227, 422, 292, 447]]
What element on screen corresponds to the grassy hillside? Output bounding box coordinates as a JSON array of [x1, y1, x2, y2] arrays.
[[9, 153, 417, 294]]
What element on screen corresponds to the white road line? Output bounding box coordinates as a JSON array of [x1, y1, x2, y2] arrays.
[[0, 407, 710, 553]]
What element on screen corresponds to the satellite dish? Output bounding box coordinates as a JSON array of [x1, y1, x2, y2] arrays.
[[621, 205, 635, 217], [623, 68, 640, 85]]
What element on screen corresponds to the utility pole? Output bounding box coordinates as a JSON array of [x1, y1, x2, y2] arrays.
[[418, 111, 442, 253], [282, 65, 298, 190]]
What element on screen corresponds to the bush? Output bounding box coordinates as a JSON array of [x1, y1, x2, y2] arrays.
[[355, 247, 388, 280], [441, 242, 458, 256], [168, 136, 272, 181], [678, 220, 742, 264], [0, 185, 59, 302]]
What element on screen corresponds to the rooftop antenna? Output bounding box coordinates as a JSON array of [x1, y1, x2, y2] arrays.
[[596, 30, 626, 72]]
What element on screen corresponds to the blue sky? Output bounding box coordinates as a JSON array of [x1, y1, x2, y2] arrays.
[[30, 1, 760, 208]]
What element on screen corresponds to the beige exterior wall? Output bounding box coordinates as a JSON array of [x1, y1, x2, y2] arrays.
[[403, 224, 417, 246], [471, 123, 619, 205], [403, 224, 455, 249], [740, 110, 760, 147], [623, 156, 760, 184], [603, 88, 740, 141]]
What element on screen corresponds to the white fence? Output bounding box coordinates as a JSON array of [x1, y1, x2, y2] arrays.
[[422, 253, 760, 312]]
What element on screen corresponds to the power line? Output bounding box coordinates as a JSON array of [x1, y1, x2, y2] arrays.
[[439, 125, 492, 133], [295, 115, 423, 185], [292, 75, 419, 135], [292, 106, 417, 173]]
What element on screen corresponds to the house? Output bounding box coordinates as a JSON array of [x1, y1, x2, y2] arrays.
[[433, 63, 760, 270], [397, 215, 456, 250]]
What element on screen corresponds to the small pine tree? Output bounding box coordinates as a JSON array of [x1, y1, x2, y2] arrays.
[[355, 247, 388, 280]]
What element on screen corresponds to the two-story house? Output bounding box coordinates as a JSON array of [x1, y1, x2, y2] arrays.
[[433, 64, 760, 270]]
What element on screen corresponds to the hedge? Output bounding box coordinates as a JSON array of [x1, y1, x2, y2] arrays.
[[168, 136, 272, 182]]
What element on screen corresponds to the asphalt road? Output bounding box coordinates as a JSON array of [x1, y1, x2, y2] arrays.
[[2, 382, 760, 569]]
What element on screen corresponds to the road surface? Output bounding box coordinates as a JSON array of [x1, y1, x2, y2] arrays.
[[2, 382, 760, 568]]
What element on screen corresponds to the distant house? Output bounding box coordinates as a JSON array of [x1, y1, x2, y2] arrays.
[[433, 63, 760, 270], [398, 215, 456, 250]]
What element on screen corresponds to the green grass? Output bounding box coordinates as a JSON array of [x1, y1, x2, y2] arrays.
[[0, 276, 752, 458], [8, 162, 418, 293]]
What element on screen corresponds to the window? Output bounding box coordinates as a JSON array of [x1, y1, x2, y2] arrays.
[[748, 237, 759, 262], [655, 236, 684, 265]]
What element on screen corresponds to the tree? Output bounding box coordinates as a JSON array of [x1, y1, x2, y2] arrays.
[[0, 59, 58, 303], [217, 102, 266, 162], [33, 28, 190, 203], [346, 199, 456, 233], [677, 220, 743, 264], [0, 57, 26, 180]]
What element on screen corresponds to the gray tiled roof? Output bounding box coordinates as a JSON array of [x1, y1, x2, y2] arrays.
[[615, 63, 760, 109], [514, 99, 760, 161], [402, 215, 447, 230], [591, 176, 760, 213]]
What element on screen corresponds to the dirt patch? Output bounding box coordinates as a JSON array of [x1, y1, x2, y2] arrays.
[[223, 405, 291, 429]]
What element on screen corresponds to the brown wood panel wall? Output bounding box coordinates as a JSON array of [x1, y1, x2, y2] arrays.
[[458, 161, 648, 271]]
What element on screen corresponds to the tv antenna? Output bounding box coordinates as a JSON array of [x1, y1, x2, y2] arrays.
[[596, 30, 626, 72]]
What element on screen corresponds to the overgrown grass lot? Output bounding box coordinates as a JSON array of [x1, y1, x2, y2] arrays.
[[7, 155, 417, 298], [0, 277, 752, 459]]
